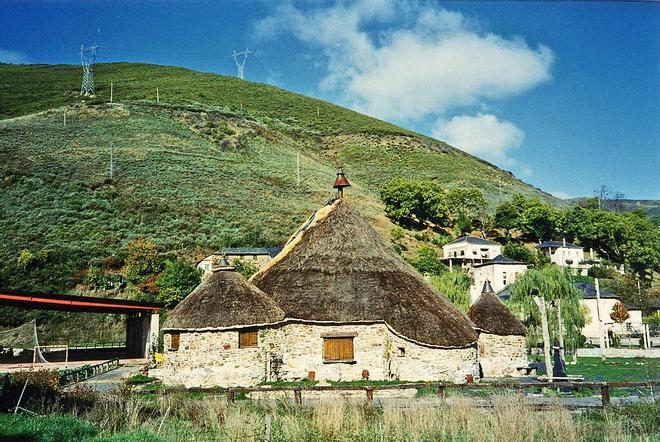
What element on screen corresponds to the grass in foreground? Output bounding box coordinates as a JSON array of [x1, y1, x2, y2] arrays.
[[1, 392, 657, 441]]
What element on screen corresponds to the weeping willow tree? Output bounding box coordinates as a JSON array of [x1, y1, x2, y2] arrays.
[[507, 265, 585, 353], [429, 271, 472, 313]]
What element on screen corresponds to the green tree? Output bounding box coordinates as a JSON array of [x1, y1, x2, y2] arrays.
[[502, 243, 534, 264], [429, 271, 471, 313], [508, 265, 585, 351], [232, 258, 260, 279], [494, 200, 522, 236], [412, 246, 447, 276], [380, 178, 424, 223], [156, 260, 201, 307], [124, 239, 160, 282], [445, 188, 487, 224]]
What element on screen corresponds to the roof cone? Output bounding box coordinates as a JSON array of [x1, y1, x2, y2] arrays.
[[333, 167, 351, 197], [481, 280, 494, 294]]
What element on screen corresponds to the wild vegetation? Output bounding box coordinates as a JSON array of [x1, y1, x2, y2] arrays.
[[0, 380, 657, 442]]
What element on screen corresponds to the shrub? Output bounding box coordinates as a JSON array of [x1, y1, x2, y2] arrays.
[[156, 260, 202, 308], [123, 239, 160, 283], [412, 247, 447, 276], [232, 258, 260, 279], [502, 243, 534, 263], [390, 226, 405, 242]]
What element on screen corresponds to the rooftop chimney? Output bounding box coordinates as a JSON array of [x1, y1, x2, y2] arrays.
[[481, 280, 494, 294], [333, 167, 351, 198], [562, 237, 566, 247], [214, 256, 236, 272]]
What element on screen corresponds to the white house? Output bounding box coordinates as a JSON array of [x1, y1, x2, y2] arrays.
[[537, 239, 590, 275], [197, 247, 281, 278], [469, 255, 528, 304], [442, 236, 501, 270], [574, 281, 644, 343]]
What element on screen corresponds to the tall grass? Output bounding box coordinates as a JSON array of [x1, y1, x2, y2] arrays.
[[2, 387, 656, 441]]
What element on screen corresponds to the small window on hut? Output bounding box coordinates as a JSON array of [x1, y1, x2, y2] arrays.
[[169, 333, 180, 351], [239, 330, 258, 348], [322, 334, 355, 363]]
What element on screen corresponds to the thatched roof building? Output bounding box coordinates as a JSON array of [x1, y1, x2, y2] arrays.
[[164, 266, 285, 330], [468, 281, 526, 336], [250, 199, 478, 348]]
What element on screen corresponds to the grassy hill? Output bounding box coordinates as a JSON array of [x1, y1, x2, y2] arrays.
[[567, 197, 660, 218], [0, 62, 560, 297]]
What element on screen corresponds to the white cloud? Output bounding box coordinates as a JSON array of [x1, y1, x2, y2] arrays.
[[550, 190, 574, 200], [431, 113, 524, 164], [253, 1, 553, 121], [0, 49, 28, 64]]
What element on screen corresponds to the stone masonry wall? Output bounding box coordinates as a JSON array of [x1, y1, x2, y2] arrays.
[[151, 322, 479, 388], [477, 333, 527, 378]]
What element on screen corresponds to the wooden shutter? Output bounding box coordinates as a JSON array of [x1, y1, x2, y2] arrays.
[[323, 337, 354, 361], [239, 330, 258, 348], [170, 333, 180, 350]]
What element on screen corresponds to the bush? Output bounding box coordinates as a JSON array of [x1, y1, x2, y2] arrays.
[[390, 226, 405, 242], [232, 258, 260, 279], [123, 239, 160, 283], [156, 260, 202, 308], [412, 246, 447, 276], [587, 265, 616, 279]]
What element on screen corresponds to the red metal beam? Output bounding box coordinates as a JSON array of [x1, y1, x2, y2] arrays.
[[0, 293, 159, 314]]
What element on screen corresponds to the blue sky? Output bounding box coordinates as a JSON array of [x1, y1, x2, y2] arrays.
[[1, 1, 658, 199]]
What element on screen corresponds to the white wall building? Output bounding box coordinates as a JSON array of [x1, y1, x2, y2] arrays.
[[537, 240, 590, 275], [443, 236, 502, 269], [469, 255, 528, 304]]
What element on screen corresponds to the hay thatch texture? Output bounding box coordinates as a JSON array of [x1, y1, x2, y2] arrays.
[[468, 288, 526, 336], [250, 200, 478, 348], [164, 270, 285, 330]]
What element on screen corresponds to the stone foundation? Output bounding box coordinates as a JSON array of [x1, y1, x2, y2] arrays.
[[477, 333, 527, 377], [152, 322, 479, 388]]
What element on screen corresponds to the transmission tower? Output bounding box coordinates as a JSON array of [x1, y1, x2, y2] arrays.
[[80, 44, 98, 96], [231, 48, 251, 79]]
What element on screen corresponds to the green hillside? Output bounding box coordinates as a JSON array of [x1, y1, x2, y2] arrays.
[[0, 62, 559, 294]]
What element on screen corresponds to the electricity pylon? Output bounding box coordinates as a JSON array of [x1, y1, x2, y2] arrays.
[[80, 44, 98, 96], [231, 48, 251, 80]]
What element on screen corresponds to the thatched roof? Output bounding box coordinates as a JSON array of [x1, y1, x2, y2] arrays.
[[468, 281, 526, 336], [163, 269, 285, 330], [250, 199, 478, 348]]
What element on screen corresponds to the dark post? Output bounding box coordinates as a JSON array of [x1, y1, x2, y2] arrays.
[[437, 385, 446, 399], [601, 383, 610, 408], [294, 388, 302, 407], [366, 388, 374, 404], [226, 389, 235, 404]]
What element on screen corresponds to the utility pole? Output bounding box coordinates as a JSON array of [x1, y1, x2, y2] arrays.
[[499, 177, 503, 203], [296, 149, 301, 187], [80, 44, 98, 96], [595, 278, 606, 361], [109, 143, 115, 179], [231, 49, 251, 80], [110, 81, 113, 103], [156, 87, 159, 102], [63, 109, 66, 127]]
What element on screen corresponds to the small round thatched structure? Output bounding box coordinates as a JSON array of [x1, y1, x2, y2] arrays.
[[468, 281, 526, 336], [164, 269, 285, 330], [250, 199, 478, 348]]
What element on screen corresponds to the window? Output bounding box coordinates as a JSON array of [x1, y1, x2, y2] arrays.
[[170, 333, 180, 351], [460, 250, 465, 256], [322, 335, 355, 362], [472, 250, 477, 255], [239, 330, 258, 348], [397, 347, 406, 357]]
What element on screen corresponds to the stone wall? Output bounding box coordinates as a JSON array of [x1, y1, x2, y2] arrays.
[[477, 333, 527, 378], [151, 322, 479, 388]]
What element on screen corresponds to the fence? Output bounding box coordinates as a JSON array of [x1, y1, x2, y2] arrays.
[[135, 380, 659, 409], [59, 358, 120, 386], [43, 341, 125, 350]]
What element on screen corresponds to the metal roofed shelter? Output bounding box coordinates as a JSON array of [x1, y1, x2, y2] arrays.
[[0, 288, 162, 359]]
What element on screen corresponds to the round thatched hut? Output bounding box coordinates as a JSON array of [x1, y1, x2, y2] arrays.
[[154, 262, 286, 387], [249, 198, 479, 383], [468, 281, 528, 377]]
